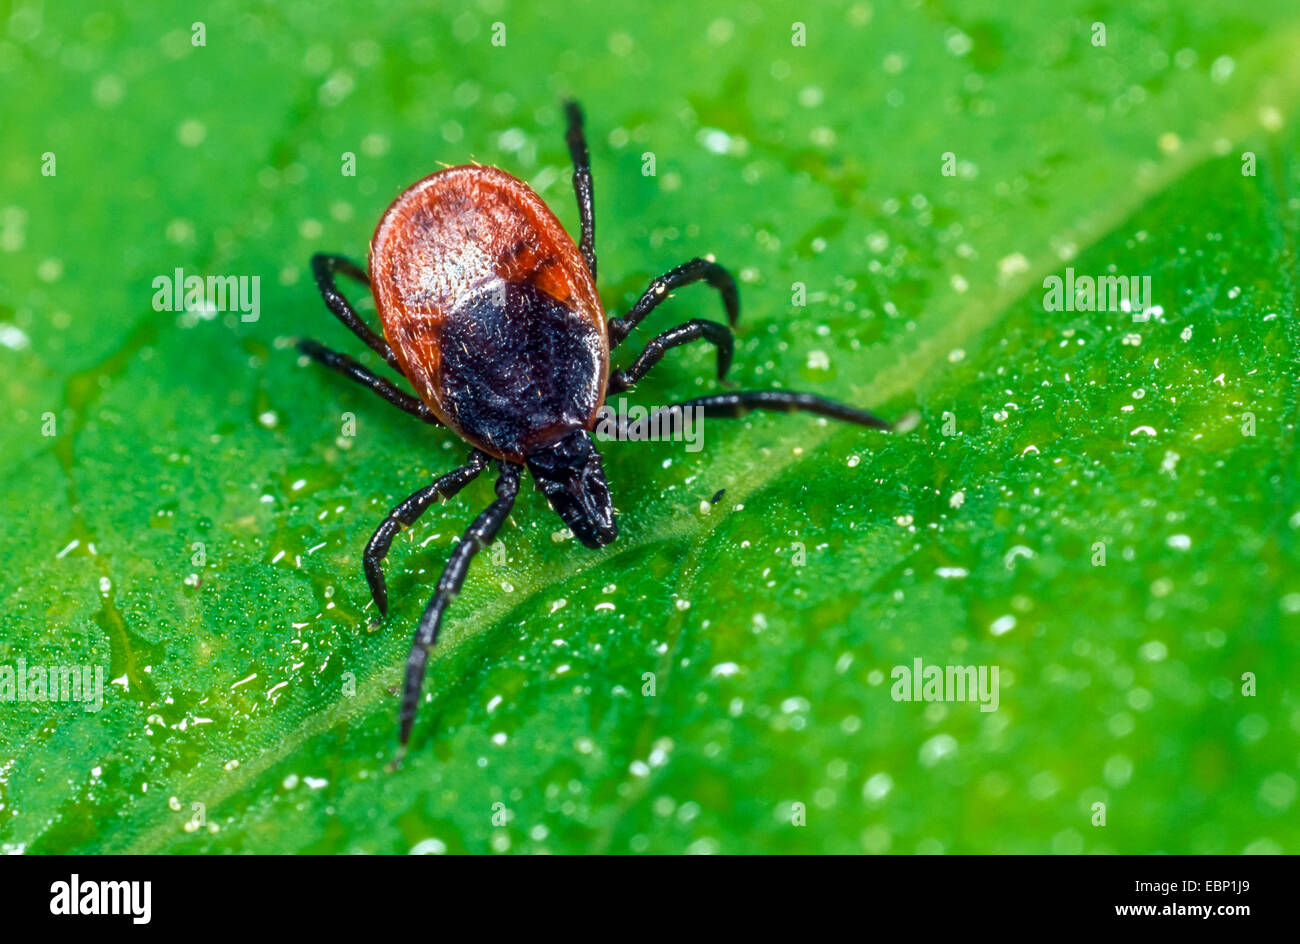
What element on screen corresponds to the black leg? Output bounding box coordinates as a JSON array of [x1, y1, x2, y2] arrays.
[[626, 390, 900, 433], [607, 319, 734, 392], [397, 461, 522, 750], [608, 258, 740, 347], [311, 253, 404, 372], [563, 100, 596, 281], [296, 338, 441, 424], [364, 451, 492, 617]]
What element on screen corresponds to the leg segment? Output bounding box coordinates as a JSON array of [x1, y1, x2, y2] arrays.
[[363, 451, 492, 617], [608, 258, 740, 347], [563, 100, 597, 281], [398, 461, 522, 748], [310, 253, 403, 372], [625, 390, 897, 434], [296, 338, 440, 424], [607, 319, 734, 392]]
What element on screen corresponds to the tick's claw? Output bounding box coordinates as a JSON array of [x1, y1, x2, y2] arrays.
[[365, 569, 388, 618]]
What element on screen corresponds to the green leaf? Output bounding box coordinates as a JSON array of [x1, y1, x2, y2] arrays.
[[2, 1, 1297, 853]]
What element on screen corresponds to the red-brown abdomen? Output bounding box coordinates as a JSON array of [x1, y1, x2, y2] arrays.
[[369, 165, 608, 461]]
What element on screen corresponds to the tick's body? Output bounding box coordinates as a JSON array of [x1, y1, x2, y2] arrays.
[[370, 166, 608, 460], [298, 102, 902, 754]]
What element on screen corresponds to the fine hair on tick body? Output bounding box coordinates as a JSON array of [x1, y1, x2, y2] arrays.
[[296, 100, 904, 757]]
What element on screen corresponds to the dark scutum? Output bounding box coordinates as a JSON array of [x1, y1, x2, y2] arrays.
[[438, 279, 603, 457]]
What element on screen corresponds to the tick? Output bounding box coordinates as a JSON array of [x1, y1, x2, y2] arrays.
[[297, 101, 905, 753]]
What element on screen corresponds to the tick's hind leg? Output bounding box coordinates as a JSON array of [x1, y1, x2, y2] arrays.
[[311, 253, 404, 372], [363, 450, 492, 617], [637, 390, 910, 432], [398, 461, 522, 751], [607, 319, 734, 393], [296, 338, 440, 424], [563, 100, 597, 280], [609, 258, 740, 347]]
